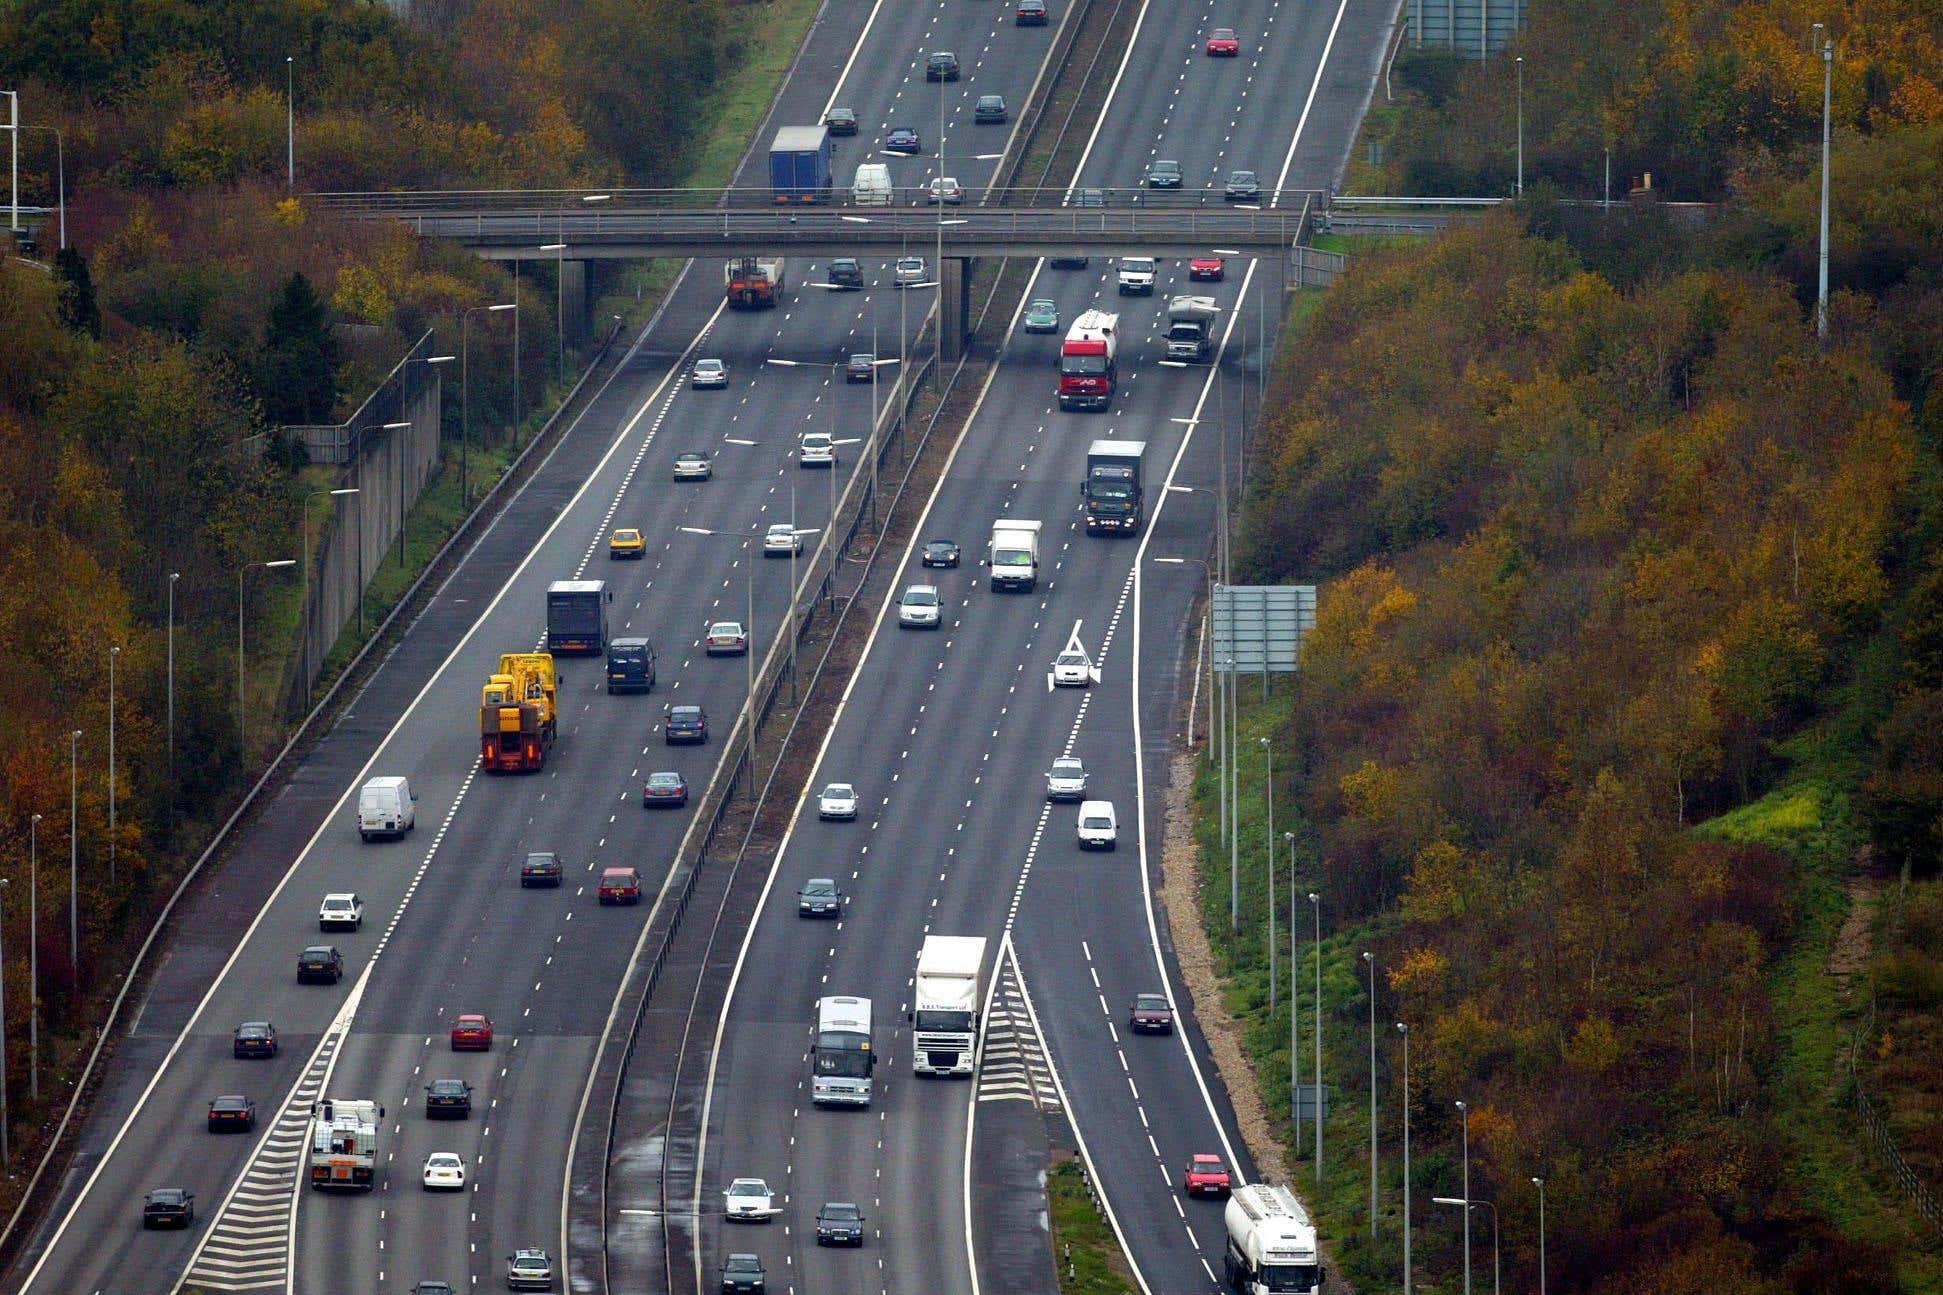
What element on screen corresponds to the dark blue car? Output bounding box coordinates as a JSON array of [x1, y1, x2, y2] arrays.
[[664, 704, 708, 745]]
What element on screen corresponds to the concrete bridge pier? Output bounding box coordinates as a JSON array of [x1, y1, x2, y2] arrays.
[[940, 257, 972, 361], [559, 258, 592, 347]]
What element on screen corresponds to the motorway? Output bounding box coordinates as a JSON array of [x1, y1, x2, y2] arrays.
[[3, 0, 1060, 1291], [677, 2, 1400, 1295]]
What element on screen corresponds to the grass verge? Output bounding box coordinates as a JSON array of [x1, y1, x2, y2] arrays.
[[1048, 1161, 1139, 1295]]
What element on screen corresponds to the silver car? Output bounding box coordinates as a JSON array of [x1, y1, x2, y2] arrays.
[[898, 584, 941, 629], [764, 523, 803, 557], [893, 256, 929, 288], [672, 452, 712, 481], [1046, 756, 1088, 802], [691, 357, 728, 388]]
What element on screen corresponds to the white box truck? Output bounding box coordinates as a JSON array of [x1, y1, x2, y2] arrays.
[[986, 519, 1041, 592], [1223, 1184, 1322, 1295], [911, 935, 988, 1076], [357, 776, 416, 841]]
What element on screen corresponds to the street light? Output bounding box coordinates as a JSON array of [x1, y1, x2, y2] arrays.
[[1454, 1101, 1473, 1295], [462, 303, 517, 506], [1433, 1197, 1499, 1295], [553, 194, 612, 381], [396, 354, 454, 569], [237, 559, 297, 763], [107, 644, 118, 887], [4, 88, 18, 232], [166, 572, 179, 810], [1817, 37, 1833, 339], [1286, 831, 1298, 1138], [0, 875, 9, 1168], [285, 56, 295, 192], [28, 814, 41, 1102], [1262, 736, 1275, 1011], [1398, 1023, 1412, 1294], [1308, 891, 1322, 1180], [68, 728, 80, 981], [1364, 949, 1378, 1238], [1532, 1176, 1546, 1295], [301, 487, 360, 705], [679, 526, 760, 798], [1514, 56, 1524, 196]]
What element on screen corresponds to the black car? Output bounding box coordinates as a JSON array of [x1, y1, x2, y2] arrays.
[[424, 1078, 474, 1119], [1224, 169, 1261, 202], [824, 106, 857, 136], [606, 636, 656, 693], [884, 126, 921, 154], [665, 704, 708, 744], [845, 353, 878, 383], [1146, 159, 1183, 189], [827, 257, 865, 289], [233, 1021, 278, 1058], [925, 51, 960, 81], [922, 539, 961, 568], [797, 877, 842, 918], [1016, 0, 1049, 24], [974, 94, 1007, 124], [297, 945, 344, 984], [142, 1187, 195, 1229], [815, 1201, 866, 1246], [720, 1253, 767, 1293], [520, 851, 564, 888], [1129, 993, 1176, 1034], [208, 1094, 257, 1132]]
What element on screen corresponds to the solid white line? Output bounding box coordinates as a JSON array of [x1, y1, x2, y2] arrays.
[[1270, 0, 1355, 196]]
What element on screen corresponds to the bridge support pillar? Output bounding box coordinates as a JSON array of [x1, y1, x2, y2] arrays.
[[940, 257, 972, 362], [560, 259, 592, 347]]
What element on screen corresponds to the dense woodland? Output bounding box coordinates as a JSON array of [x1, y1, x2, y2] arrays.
[[0, 0, 739, 1189], [1229, 1, 1943, 1282]]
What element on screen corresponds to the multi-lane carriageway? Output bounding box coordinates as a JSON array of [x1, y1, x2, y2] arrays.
[[3, 0, 1396, 1290]]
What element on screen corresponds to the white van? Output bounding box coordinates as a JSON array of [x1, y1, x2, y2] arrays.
[[357, 776, 417, 841], [853, 162, 892, 206], [1077, 800, 1118, 851]]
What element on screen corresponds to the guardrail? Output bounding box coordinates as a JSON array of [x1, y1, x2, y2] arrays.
[[311, 183, 1326, 214]]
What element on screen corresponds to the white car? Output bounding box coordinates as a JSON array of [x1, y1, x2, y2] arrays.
[[800, 431, 836, 468], [1045, 757, 1088, 802], [422, 1151, 466, 1191], [764, 524, 804, 557], [898, 584, 941, 629], [818, 783, 859, 820], [1052, 650, 1094, 687], [318, 892, 363, 931], [893, 256, 929, 288], [925, 176, 965, 205], [691, 358, 728, 389], [1077, 800, 1118, 851], [724, 1177, 776, 1222]]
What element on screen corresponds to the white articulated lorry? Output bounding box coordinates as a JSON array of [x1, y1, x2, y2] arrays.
[[987, 519, 1041, 592], [308, 1096, 384, 1190], [911, 935, 988, 1076], [1223, 1184, 1322, 1294]]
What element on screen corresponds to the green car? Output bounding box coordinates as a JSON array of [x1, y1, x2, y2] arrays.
[[1022, 299, 1061, 334]]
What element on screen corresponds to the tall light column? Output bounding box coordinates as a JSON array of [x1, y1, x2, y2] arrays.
[[680, 526, 761, 800], [28, 813, 41, 1101], [1286, 831, 1298, 1137], [0, 876, 9, 1167], [5, 89, 18, 232], [1532, 1176, 1546, 1295], [236, 559, 297, 762], [1364, 949, 1378, 1237], [1309, 890, 1322, 1179], [1817, 38, 1833, 338], [1399, 1022, 1412, 1294], [462, 303, 517, 507], [1262, 736, 1275, 1011], [285, 56, 294, 192], [1455, 1100, 1473, 1295], [1515, 56, 1525, 196], [166, 572, 178, 810], [68, 728, 80, 980], [107, 645, 119, 887], [301, 486, 360, 705]]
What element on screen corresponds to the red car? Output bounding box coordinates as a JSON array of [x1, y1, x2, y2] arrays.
[[1189, 257, 1226, 282], [1205, 27, 1239, 56], [1183, 1153, 1232, 1197], [450, 1013, 494, 1051], [600, 866, 642, 905]]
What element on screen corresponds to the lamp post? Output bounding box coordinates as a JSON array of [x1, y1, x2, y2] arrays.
[[1817, 37, 1833, 339], [4, 88, 17, 232], [300, 487, 360, 705], [0, 875, 9, 1168], [68, 728, 80, 981], [1514, 56, 1525, 196], [28, 814, 40, 1102], [166, 572, 178, 809], [1364, 949, 1378, 1238], [1454, 1101, 1473, 1295], [1533, 1176, 1546, 1295], [553, 194, 612, 382], [236, 559, 297, 763], [19, 124, 63, 249], [680, 526, 760, 799], [1286, 831, 1298, 1137], [1434, 1197, 1497, 1295], [396, 353, 454, 569], [107, 644, 118, 887], [1398, 1022, 1412, 1294], [1262, 736, 1275, 1011], [462, 303, 517, 507], [1308, 890, 1322, 1180], [285, 56, 295, 192]]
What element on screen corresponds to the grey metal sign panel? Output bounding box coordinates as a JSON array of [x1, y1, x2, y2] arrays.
[[1212, 585, 1316, 674]]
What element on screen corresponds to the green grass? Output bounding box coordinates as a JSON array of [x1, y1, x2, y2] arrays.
[[1048, 1161, 1138, 1294], [678, 0, 827, 190]]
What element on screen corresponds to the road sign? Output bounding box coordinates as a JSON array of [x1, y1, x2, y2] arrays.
[[1212, 585, 1315, 674]]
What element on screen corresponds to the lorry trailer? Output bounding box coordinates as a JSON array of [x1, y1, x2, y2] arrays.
[[912, 936, 988, 1076], [1223, 1184, 1322, 1295], [768, 125, 833, 203]]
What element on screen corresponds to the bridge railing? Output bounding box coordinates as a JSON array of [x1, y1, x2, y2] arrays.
[[309, 183, 1327, 217]]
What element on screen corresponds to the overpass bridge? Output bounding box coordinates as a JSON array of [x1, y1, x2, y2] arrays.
[[313, 186, 1320, 357]]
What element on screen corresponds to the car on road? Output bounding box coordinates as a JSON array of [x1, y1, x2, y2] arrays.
[[898, 583, 942, 629], [411, 1285, 456, 1295], [506, 1248, 555, 1290], [824, 106, 858, 136], [424, 1078, 473, 1118], [665, 704, 709, 743], [1206, 26, 1240, 55], [884, 126, 922, 154], [893, 255, 929, 287], [1053, 649, 1094, 686], [799, 431, 836, 468], [1130, 993, 1175, 1033], [673, 452, 713, 481], [724, 1177, 776, 1221], [818, 783, 859, 820], [599, 866, 642, 904], [764, 524, 804, 557], [922, 539, 961, 568], [815, 1201, 866, 1246], [719, 1253, 767, 1293], [142, 1187, 194, 1229], [207, 1094, 257, 1132], [925, 51, 960, 81], [925, 176, 965, 206], [422, 1151, 467, 1191], [1183, 1153, 1232, 1196], [1145, 159, 1183, 189], [1022, 299, 1060, 333], [827, 256, 865, 289], [1077, 799, 1118, 851], [233, 1021, 278, 1058], [318, 892, 363, 931], [297, 944, 344, 984], [1189, 256, 1226, 282], [520, 851, 564, 887], [797, 876, 842, 918], [691, 357, 729, 389], [450, 1013, 494, 1051], [1074, 187, 1106, 207], [609, 527, 646, 558], [643, 771, 689, 808], [1016, 0, 1049, 24], [975, 94, 1008, 124], [1045, 756, 1088, 801], [1224, 169, 1261, 202], [845, 352, 878, 382], [706, 621, 748, 656]]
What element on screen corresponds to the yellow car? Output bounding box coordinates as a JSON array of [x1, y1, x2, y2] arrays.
[[608, 528, 645, 560]]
